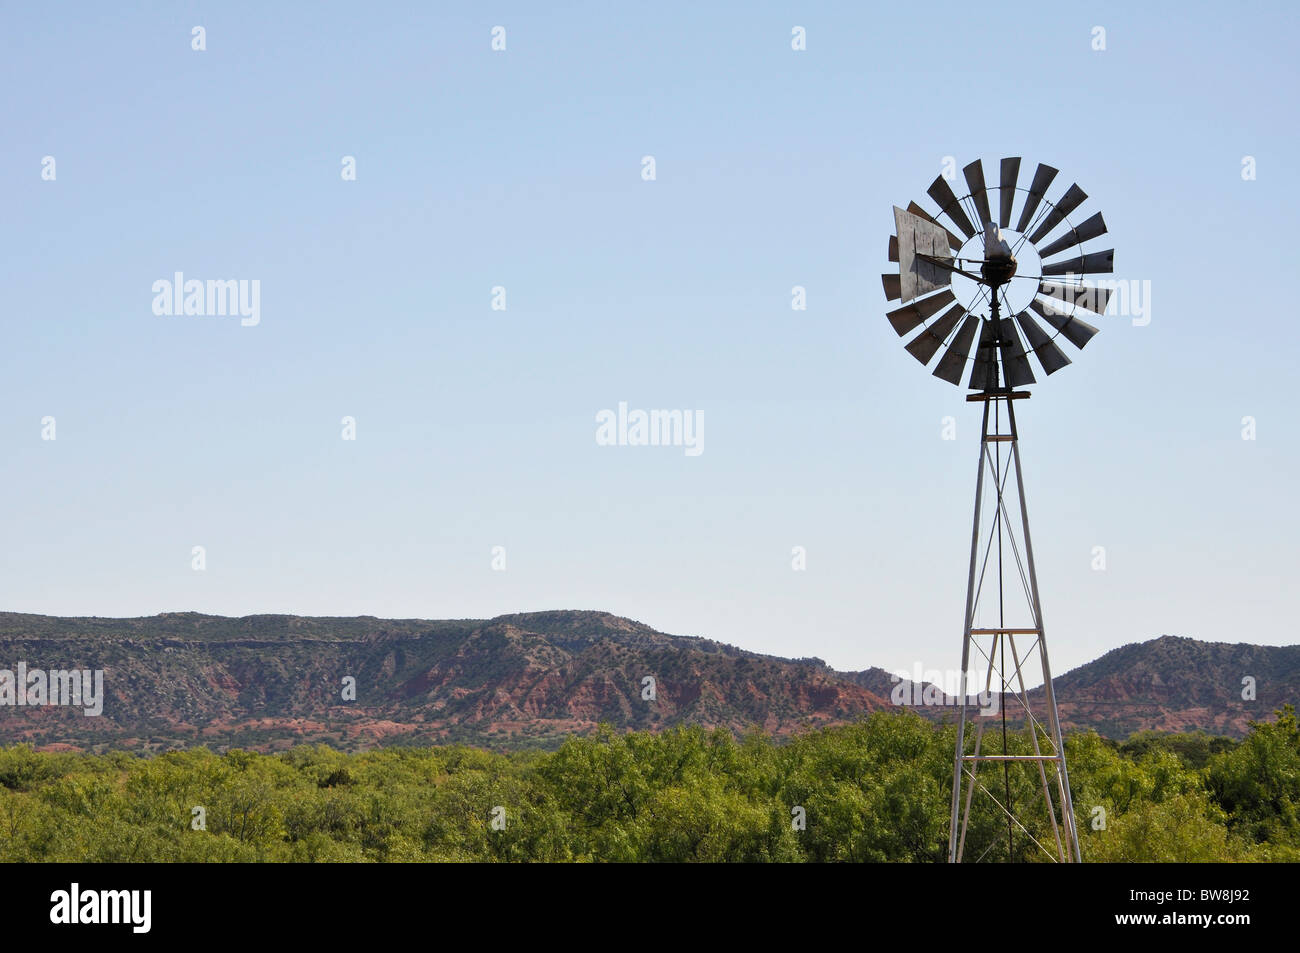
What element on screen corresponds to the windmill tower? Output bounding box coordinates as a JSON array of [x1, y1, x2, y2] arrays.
[[882, 157, 1114, 863]]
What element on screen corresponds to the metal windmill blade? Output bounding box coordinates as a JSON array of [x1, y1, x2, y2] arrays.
[[963, 160, 993, 229], [905, 304, 966, 365], [1030, 297, 1099, 349], [999, 157, 1020, 228], [1013, 310, 1072, 376], [968, 318, 999, 390], [1038, 280, 1111, 316], [1028, 184, 1088, 245], [1041, 249, 1114, 276], [887, 288, 956, 336], [1015, 163, 1058, 233], [932, 313, 980, 384], [996, 316, 1037, 387], [927, 175, 976, 238], [1037, 212, 1107, 259]]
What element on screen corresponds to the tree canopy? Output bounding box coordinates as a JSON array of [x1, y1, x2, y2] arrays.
[[1, 707, 1296, 862]]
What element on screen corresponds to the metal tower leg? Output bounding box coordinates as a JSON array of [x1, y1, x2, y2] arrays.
[[949, 391, 1080, 863], [948, 399, 988, 863]]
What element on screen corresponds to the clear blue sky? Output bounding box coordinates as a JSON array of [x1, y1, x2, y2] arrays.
[[1, 1, 1296, 681]]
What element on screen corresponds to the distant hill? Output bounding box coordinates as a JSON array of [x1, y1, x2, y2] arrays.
[[1026, 635, 1300, 739], [0, 610, 888, 751], [0, 610, 1293, 752]]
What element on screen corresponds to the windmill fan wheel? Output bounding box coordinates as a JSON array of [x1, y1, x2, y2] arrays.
[[882, 157, 1116, 391]]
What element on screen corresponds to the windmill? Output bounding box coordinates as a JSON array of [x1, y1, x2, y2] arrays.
[[882, 157, 1114, 863]]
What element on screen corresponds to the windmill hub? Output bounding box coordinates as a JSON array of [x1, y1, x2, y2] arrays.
[[979, 253, 1018, 287], [980, 220, 1018, 287]]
